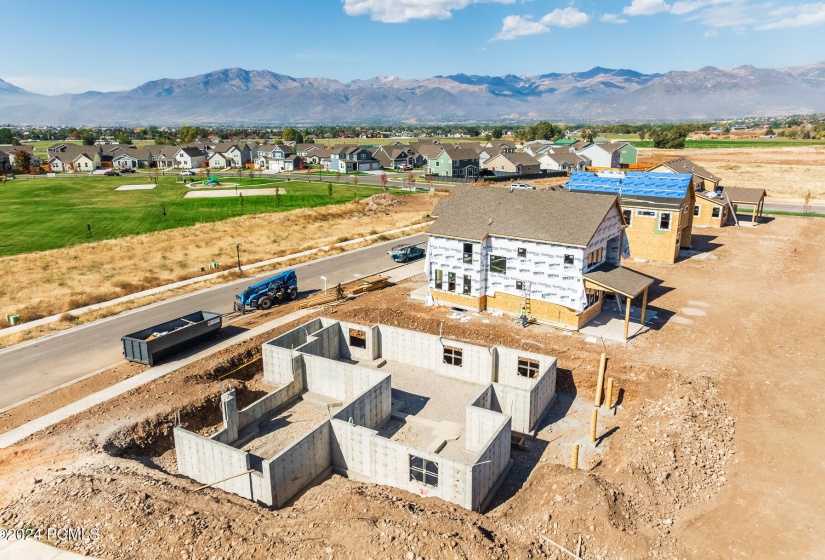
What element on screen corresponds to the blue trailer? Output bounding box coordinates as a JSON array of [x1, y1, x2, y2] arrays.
[[234, 270, 298, 312]]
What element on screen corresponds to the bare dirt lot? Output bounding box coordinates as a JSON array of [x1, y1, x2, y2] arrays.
[[0, 216, 823, 560], [639, 146, 825, 204]]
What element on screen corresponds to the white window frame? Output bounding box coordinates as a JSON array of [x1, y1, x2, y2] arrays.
[[712, 206, 722, 218], [622, 208, 633, 226], [658, 211, 672, 231], [694, 205, 701, 217], [636, 209, 656, 217]]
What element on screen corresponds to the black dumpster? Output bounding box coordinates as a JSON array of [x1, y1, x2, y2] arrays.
[[121, 311, 222, 366]]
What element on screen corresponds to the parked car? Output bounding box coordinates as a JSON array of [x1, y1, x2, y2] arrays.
[[178, 170, 196, 176], [510, 182, 535, 190], [391, 244, 426, 263], [120, 168, 135, 173]]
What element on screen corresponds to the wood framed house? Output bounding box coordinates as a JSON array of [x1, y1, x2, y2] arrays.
[[693, 191, 730, 227], [427, 147, 479, 178], [425, 186, 652, 338], [481, 152, 541, 177], [567, 171, 695, 264], [649, 158, 721, 191]]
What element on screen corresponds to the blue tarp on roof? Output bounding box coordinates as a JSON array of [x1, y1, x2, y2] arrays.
[[567, 171, 691, 199]]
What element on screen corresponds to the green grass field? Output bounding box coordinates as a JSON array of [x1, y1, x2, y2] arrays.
[[0, 174, 408, 256]]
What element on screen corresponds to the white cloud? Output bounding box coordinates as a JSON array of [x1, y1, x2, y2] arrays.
[[704, 28, 718, 36], [540, 7, 591, 28], [623, 0, 671, 16], [342, 0, 514, 23], [670, 0, 736, 15], [757, 3, 825, 29], [491, 14, 549, 40], [601, 13, 629, 23], [682, 0, 762, 28], [5, 76, 131, 95]]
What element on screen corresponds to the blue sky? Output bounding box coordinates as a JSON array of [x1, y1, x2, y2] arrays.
[[2, 0, 824, 94]]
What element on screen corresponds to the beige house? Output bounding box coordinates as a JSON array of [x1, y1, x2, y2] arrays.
[[482, 152, 541, 177]]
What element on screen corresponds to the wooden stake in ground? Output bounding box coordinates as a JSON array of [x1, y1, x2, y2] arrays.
[[605, 377, 614, 415], [571, 444, 579, 470], [540, 536, 584, 560], [594, 353, 606, 407], [590, 408, 598, 443]]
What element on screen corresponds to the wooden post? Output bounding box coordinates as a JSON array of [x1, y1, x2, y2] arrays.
[[571, 444, 579, 469], [605, 377, 614, 415], [594, 353, 606, 407], [640, 286, 649, 325], [752, 203, 757, 224], [623, 296, 632, 340], [590, 408, 598, 443]]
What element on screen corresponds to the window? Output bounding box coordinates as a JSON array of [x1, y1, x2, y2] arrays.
[[462, 242, 473, 264], [517, 247, 527, 258], [349, 329, 367, 349], [463, 275, 471, 295], [517, 358, 540, 378], [622, 208, 633, 226], [563, 254, 575, 267], [443, 346, 463, 367], [447, 272, 456, 292], [637, 210, 656, 217], [712, 207, 721, 218], [410, 455, 439, 487], [515, 280, 523, 291], [694, 205, 701, 217], [434, 269, 442, 290], [659, 212, 671, 231], [490, 255, 507, 275]]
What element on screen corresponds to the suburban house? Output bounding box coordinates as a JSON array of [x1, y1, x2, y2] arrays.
[[567, 171, 695, 264], [575, 142, 625, 169], [210, 142, 254, 167], [425, 186, 653, 337], [329, 146, 381, 172], [208, 152, 234, 169], [481, 152, 541, 177], [538, 152, 591, 173], [0, 150, 8, 170], [304, 147, 332, 166], [482, 140, 517, 153], [650, 158, 721, 191], [46, 144, 102, 172], [0, 144, 39, 169], [522, 140, 553, 157], [151, 146, 179, 169], [427, 147, 479, 178], [693, 191, 730, 227], [112, 150, 140, 170], [174, 147, 206, 169], [373, 145, 416, 169], [412, 143, 445, 165]]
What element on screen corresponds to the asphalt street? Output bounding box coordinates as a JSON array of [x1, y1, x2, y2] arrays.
[[0, 233, 427, 409]]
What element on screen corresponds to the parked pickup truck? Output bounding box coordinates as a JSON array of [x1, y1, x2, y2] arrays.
[[390, 244, 425, 263]]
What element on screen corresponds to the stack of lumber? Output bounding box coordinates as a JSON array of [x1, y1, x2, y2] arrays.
[[349, 275, 389, 295], [296, 291, 340, 309]]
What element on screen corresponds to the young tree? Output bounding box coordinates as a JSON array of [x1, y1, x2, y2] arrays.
[[275, 188, 281, 208], [406, 171, 415, 190], [380, 172, 388, 191], [327, 182, 333, 203], [13, 150, 31, 172], [335, 170, 341, 183]]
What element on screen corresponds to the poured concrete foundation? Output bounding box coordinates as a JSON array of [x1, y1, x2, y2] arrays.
[[174, 317, 557, 511]]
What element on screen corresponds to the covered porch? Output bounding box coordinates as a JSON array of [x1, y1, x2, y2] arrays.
[[722, 186, 767, 225], [583, 263, 655, 342]]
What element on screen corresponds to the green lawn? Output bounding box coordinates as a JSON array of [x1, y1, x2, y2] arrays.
[[628, 139, 825, 149], [0, 174, 408, 256]]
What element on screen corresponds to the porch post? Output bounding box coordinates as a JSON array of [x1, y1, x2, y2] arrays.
[[623, 296, 632, 341], [641, 287, 648, 325], [752, 202, 757, 224]]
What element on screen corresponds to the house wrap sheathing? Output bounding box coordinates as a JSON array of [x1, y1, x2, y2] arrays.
[[173, 317, 557, 511]]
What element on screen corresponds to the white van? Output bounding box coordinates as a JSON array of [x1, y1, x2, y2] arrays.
[[510, 182, 535, 190]]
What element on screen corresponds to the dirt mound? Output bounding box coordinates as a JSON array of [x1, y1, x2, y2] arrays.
[[362, 192, 403, 211]]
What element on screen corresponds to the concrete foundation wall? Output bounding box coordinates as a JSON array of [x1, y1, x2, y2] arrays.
[[264, 420, 331, 507], [333, 374, 392, 430], [378, 325, 494, 385], [493, 347, 557, 432], [335, 320, 378, 361], [465, 400, 510, 454], [236, 377, 303, 431], [470, 414, 511, 510], [174, 427, 255, 500]]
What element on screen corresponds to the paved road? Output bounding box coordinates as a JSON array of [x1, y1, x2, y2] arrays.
[[763, 202, 825, 214], [0, 234, 427, 409]]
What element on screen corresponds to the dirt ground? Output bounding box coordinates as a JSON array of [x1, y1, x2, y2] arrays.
[[639, 146, 825, 204], [1, 215, 823, 559]]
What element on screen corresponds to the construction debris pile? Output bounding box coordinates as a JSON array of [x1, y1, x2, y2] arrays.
[[362, 193, 403, 211]]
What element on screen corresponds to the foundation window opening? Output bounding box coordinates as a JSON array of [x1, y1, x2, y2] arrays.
[[490, 254, 507, 275], [712, 206, 721, 218], [410, 455, 439, 487], [435, 269, 443, 290], [447, 272, 456, 292], [463, 275, 472, 295], [443, 346, 463, 367], [349, 328, 367, 349], [622, 208, 633, 226], [658, 212, 672, 231], [517, 357, 540, 378], [462, 242, 473, 264]]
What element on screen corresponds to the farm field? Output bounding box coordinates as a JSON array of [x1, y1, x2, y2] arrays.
[[628, 138, 825, 149], [0, 174, 409, 256]]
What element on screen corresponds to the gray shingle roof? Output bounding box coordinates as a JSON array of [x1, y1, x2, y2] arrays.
[[427, 186, 619, 248], [720, 186, 766, 205], [584, 263, 653, 298], [659, 157, 721, 183]]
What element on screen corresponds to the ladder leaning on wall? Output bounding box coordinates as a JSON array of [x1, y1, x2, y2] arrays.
[[517, 282, 536, 326]]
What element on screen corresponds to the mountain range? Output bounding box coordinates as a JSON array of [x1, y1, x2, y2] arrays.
[[1, 62, 824, 126]]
